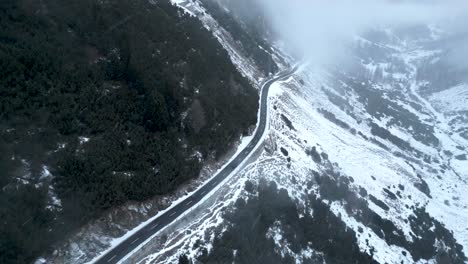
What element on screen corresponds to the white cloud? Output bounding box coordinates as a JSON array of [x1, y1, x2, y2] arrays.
[[256, 0, 468, 64]]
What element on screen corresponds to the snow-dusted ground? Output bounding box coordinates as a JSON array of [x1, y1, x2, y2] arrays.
[[430, 83, 468, 114], [274, 27, 468, 260], [271, 63, 468, 261], [131, 4, 468, 261]]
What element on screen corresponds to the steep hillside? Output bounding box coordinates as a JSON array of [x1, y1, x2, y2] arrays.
[[199, 0, 278, 75], [193, 26, 468, 263], [128, 6, 468, 263], [0, 0, 259, 263]]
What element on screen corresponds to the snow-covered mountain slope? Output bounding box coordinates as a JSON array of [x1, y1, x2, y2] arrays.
[[429, 82, 468, 179], [171, 0, 281, 85], [38, 1, 465, 263], [126, 7, 468, 262]]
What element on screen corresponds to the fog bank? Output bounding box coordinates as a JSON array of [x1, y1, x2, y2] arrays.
[[255, 0, 468, 64]]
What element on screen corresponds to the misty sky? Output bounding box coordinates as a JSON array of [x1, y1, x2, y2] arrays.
[[254, 0, 468, 65]]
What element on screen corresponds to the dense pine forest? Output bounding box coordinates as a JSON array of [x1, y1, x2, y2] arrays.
[[0, 0, 259, 262]]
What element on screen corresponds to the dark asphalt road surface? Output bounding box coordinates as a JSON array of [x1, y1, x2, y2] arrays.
[[94, 67, 297, 264]]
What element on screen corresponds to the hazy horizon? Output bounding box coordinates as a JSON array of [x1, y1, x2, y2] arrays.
[[253, 0, 468, 65]]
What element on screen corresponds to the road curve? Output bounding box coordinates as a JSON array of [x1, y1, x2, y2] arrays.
[[94, 66, 297, 264]]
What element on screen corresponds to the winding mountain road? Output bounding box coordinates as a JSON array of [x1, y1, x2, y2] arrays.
[[94, 66, 297, 264]]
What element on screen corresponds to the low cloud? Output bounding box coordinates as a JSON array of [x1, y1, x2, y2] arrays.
[[255, 0, 468, 64]]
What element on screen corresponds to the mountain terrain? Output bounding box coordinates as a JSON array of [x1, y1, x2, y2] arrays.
[[0, 0, 265, 263], [1, 0, 467, 264], [130, 1, 468, 264]]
